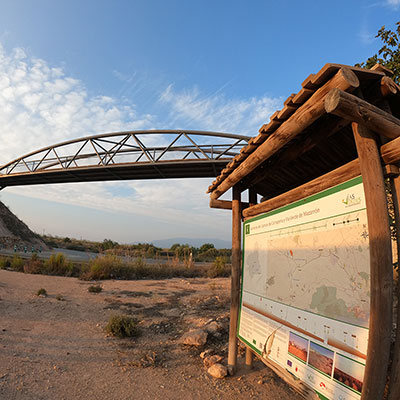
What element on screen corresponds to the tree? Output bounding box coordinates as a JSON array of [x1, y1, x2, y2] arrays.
[[357, 22, 400, 84], [199, 243, 215, 253]]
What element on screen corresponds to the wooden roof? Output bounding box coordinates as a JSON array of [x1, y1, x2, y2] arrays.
[[207, 63, 400, 202]]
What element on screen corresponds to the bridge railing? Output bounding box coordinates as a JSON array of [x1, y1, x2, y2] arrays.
[[0, 130, 250, 176]]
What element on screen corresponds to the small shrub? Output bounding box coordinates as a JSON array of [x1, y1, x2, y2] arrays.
[[88, 285, 103, 293], [56, 295, 64, 301], [24, 253, 44, 274], [105, 315, 140, 338], [11, 255, 24, 272], [207, 256, 230, 278], [36, 288, 47, 297], [0, 257, 11, 270], [44, 253, 75, 276], [81, 255, 131, 280]]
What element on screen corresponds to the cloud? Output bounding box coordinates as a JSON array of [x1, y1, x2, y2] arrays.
[[0, 43, 154, 164], [159, 84, 281, 136], [387, 0, 400, 7]]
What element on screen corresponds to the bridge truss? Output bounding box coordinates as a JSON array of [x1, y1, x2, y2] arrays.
[[0, 130, 250, 189]]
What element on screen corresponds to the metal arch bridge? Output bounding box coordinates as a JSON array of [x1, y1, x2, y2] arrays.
[[0, 130, 250, 189]]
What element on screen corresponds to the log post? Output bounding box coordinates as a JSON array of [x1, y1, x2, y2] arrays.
[[209, 198, 249, 210], [352, 123, 393, 400], [325, 88, 400, 140], [228, 185, 242, 374], [244, 188, 257, 370], [388, 171, 400, 400]]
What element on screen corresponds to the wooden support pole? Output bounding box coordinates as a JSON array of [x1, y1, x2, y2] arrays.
[[211, 67, 360, 200], [209, 198, 249, 210], [245, 347, 253, 370], [243, 159, 360, 219], [325, 88, 400, 140], [248, 188, 257, 206], [388, 172, 400, 400], [228, 185, 242, 374], [352, 123, 393, 400], [244, 188, 257, 370], [381, 136, 400, 165]]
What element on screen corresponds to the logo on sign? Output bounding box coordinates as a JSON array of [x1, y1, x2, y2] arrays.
[[342, 193, 361, 207]]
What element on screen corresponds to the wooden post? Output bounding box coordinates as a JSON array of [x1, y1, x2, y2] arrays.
[[248, 188, 257, 207], [352, 123, 393, 400], [388, 172, 400, 400], [228, 185, 242, 375], [325, 88, 400, 140], [209, 198, 249, 210], [244, 188, 257, 370]]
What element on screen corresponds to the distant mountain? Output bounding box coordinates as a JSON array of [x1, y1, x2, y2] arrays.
[[150, 237, 231, 249]]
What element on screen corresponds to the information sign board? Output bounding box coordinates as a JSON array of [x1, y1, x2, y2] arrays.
[[239, 176, 369, 400]]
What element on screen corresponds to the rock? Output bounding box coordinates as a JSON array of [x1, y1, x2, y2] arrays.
[[180, 329, 208, 346], [203, 354, 223, 368], [161, 308, 181, 318], [204, 321, 222, 334], [207, 363, 228, 379], [200, 349, 212, 359]]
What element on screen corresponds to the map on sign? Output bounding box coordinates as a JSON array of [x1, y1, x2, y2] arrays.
[[244, 209, 370, 328], [239, 177, 369, 400]]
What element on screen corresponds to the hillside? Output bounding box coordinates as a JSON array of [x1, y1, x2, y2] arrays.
[[0, 201, 48, 250]]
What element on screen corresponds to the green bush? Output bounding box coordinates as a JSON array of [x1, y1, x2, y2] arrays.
[[0, 256, 11, 270], [82, 255, 131, 280], [207, 256, 230, 278], [44, 253, 76, 276], [88, 285, 103, 293], [11, 255, 24, 272], [105, 315, 140, 338], [36, 288, 47, 296]]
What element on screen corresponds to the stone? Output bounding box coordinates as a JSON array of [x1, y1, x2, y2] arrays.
[[161, 308, 181, 318], [200, 349, 212, 359], [203, 354, 223, 369], [180, 329, 208, 346], [204, 321, 222, 334], [207, 363, 228, 379]]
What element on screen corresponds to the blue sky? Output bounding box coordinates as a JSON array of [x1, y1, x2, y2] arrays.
[[0, 0, 398, 245]]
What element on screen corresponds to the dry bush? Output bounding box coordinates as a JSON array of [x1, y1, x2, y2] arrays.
[[44, 253, 77, 276], [11, 255, 24, 272], [207, 256, 230, 278], [23, 253, 44, 274], [0, 256, 11, 270], [36, 288, 47, 296], [88, 285, 103, 293], [105, 315, 140, 338]]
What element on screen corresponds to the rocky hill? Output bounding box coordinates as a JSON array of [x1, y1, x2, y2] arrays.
[[0, 202, 48, 250]]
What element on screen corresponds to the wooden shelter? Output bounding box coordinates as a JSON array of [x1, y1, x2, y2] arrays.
[[208, 63, 400, 400]]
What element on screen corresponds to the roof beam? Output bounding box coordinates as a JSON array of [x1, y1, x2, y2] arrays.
[[210, 67, 360, 200]]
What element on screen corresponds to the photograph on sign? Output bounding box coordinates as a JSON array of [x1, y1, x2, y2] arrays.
[[238, 176, 369, 400]]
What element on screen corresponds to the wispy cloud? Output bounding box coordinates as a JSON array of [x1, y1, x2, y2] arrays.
[[387, 0, 400, 8], [159, 84, 281, 136]]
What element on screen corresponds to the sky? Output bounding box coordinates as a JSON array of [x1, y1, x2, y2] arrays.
[[0, 0, 399, 246]]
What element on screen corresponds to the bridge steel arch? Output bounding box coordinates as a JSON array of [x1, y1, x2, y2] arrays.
[[0, 130, 250, 189]]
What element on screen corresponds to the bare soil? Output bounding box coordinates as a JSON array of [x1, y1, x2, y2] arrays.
[[0, 270, 301, 399]]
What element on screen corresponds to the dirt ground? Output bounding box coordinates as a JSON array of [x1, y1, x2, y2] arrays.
[[0, 270, 301, 399]]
